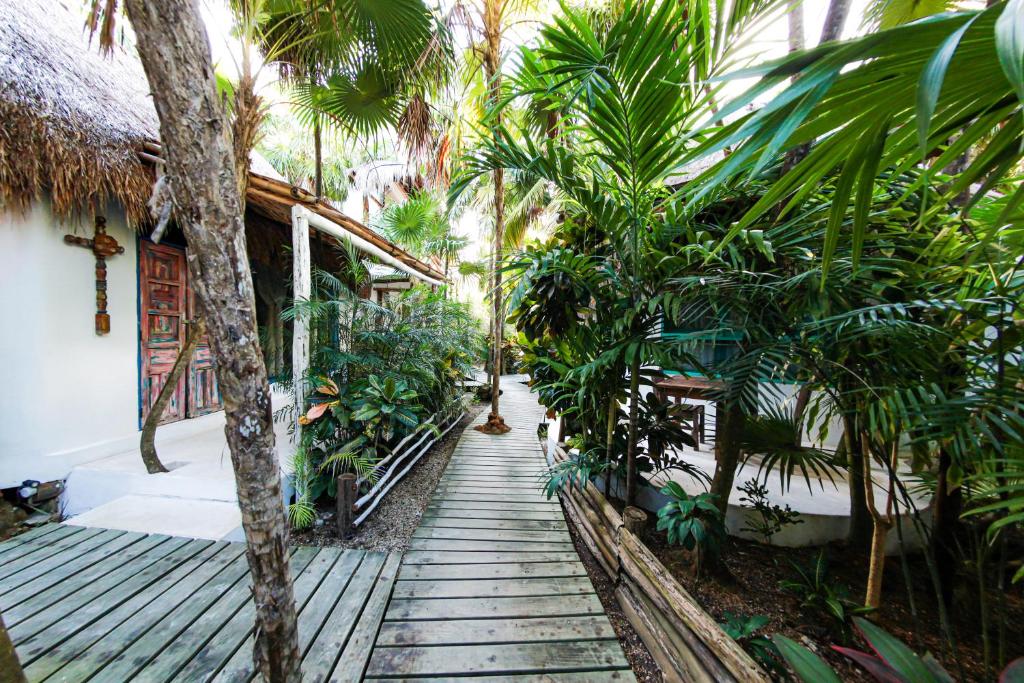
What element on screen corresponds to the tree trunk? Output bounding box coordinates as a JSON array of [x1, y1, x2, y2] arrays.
[[792, 383, 811, 447], [710, 400, 744, 515], [624, 353, 642, 506], [844, 413, 873, 550], [820, 0, 852, 43], [313, 107, 323, 198], [123, 2, 301, 680], [933, 446, 963, 607], [475, 0, 509, 435], [605, 393, 617, 497], [861, 432, 894, 610], [782, 2, 809, 172], [140, 317, 206, 474], [0, 610, 25, 683]]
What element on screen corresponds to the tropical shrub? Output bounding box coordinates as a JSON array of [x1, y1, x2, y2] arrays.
[[778, 550, 873, 640], [719, 612, 785, 678], [656, 482, 726, 575]]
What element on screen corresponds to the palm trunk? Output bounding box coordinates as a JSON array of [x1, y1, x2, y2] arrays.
[[476, 0, 509, 435], [313, 107, 323, 198], [710, 400, 744, 515], [844, 413, 873, 550], [124, 2, 300, 679], [861, 432, 894, 610], [820, 0, 852, 43], [605, 393, 617, 498], [140, 317, 206, 474], [624, 354, 642, 506]]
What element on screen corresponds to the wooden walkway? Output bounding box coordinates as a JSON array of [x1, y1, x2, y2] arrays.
[[0, 523, 399, 682], [366, 378, 635, 680]]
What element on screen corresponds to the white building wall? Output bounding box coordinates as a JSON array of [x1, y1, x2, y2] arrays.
[[0, 201, 140, 488]]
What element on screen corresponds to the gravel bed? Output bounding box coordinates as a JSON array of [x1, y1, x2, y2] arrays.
[[291, 399, 487, 552]]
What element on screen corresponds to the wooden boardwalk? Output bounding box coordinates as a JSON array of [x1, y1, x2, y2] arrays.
[[0, 523, 399, 682], [366, 378, 635, 681]]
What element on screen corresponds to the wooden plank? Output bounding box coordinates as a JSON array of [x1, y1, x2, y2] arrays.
[[5, 535, 187, 635], [374, 615, 618, 646], [438, 477, 544, 485], [428, 500, 560, 511], [366, 640, 630, 677], [300, 551, 386, 679], [403, 551, 580, 565], [436, 486, 546, 497], [418, 517, 567, 532], [208, 547, 358, 683], [365, 672, 634, 682], [34, 544, 248, 681], [90, 548, 261, 681], [18, 541, 228, 678], [412, 527, 571, 543], [423, 507, 563, 521], [0, 525, 93, 574], [329, 552, 402, 682], [0, 528, 129, 596], [0, 524, 65, 557], [399, 562, 587, 581], [408, 539, 576, 553], [0, 530, 145, 602], [386, 594, 605, 620], [391, 576, 594, 599]]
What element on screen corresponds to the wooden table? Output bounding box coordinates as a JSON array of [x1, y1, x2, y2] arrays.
[[653, 375, 726, 402]]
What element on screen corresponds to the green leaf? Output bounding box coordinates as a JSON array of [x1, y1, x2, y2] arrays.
[[772, 635, 843, 683], [853, 617, 935, 682], [917, 15, 978, 155], [996, 0, 1024, 106]]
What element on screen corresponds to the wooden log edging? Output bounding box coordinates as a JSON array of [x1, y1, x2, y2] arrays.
[[551, 445, 769, 683], [352, 405, 466, 527]]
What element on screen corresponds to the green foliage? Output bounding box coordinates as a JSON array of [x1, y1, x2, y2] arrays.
[[719, 612, 785, 679], [737, 479, 803, 544], [656, 482, 726, 568], [543, 448, 612, 500], [778, 550, 873, 639]]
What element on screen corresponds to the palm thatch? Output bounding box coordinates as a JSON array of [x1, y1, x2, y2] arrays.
[[0, 0, 157, 225]]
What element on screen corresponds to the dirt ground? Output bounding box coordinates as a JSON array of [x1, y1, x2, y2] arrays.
[[291, 400, 487, 551], [641, 527, 1024, 682]]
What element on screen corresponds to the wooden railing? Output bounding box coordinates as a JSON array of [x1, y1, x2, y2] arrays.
[[352, 403, 466, 527], [551, 445, 769, 683]]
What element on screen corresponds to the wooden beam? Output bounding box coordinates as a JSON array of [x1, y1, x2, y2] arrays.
[[291, 205, 311, 436]]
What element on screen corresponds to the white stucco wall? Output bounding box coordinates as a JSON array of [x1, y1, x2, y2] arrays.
[[0, 201, 140, 488]]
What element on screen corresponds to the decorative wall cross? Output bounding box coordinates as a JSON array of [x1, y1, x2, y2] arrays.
[[64, 216, 125, 335]]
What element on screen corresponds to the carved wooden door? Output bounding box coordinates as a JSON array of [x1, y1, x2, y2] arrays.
[[140, 241, 188, 424], [186, 286, 221, 417]]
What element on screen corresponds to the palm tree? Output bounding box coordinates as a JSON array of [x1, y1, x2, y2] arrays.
[[454, 0, 785, 504]]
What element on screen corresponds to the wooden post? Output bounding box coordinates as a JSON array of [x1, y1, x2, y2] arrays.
[[291, 205, 311, 433], [336, 473, 356, 537], [624, 506, 648, 535]]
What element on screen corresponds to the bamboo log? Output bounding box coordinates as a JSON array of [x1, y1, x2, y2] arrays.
[[619, 529, 768, 682]]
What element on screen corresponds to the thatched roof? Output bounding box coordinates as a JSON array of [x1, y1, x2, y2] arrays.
[[0, 0, 157, 224], [0, 1, 445, 283]]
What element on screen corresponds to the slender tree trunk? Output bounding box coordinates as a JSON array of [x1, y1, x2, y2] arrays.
[[605, 392, 617, 497], [710, 400, 744, 515], [819, 0, 852, 42], [844, 413, 873, 549], [861, 432, 894, 610], [476, 0, 509, 434], [782, 2, 809, 172], [792, 384, 811, 447], [624, 354, 642, 506], [123, 2, 300, 680], [313, 109, 323, 198], [0, 610, 25, 683], [933, 446, 963, 606], [140, 317, 206, 473]]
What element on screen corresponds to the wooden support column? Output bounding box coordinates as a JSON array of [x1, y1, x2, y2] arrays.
[[291, 205, 311, 434]]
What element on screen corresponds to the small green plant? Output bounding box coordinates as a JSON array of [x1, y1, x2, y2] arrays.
[[778, 549, 872, 640], [719, 612, 785, 678], [544, 447, 610, 499], [656, 482, 725, 575], [774, 616, 1024, 683], [737, 479, 803, 544]]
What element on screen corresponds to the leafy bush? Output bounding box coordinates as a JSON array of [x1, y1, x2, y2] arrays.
[[286, 273, 482, 528], [778, 550, 872, 640], [737, 479, 803, 544], [657, 482, 726, 575]]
